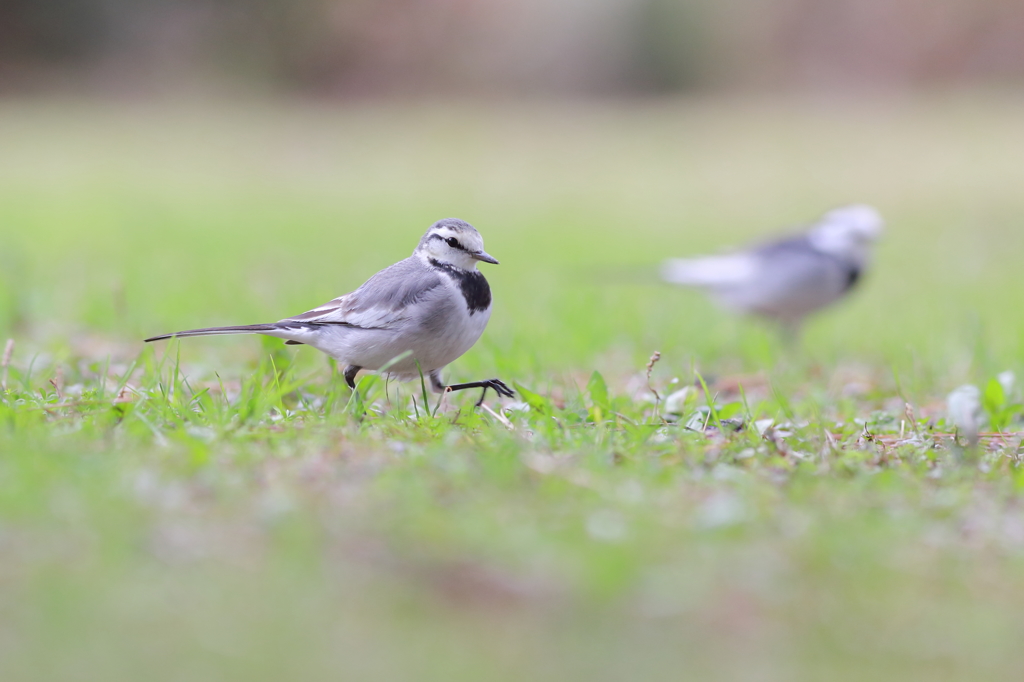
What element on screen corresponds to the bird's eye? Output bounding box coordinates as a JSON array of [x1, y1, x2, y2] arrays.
[[446, 237, 460, 249]]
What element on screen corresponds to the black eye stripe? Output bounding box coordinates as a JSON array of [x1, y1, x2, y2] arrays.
[[430, 233, 466, 249], [430, 232, 467, 251]]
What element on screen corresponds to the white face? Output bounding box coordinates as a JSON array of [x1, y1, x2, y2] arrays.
[[822, 205, 884, 241], [417, 221, 498, 270], [808, 204, 884, 258]]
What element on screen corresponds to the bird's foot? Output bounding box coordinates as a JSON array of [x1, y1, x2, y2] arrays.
[[446, 378, 515, 407]]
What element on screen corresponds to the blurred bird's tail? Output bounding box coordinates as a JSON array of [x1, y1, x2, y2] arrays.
[[660, 255, 756, 288], [144, 324, 278, 343]]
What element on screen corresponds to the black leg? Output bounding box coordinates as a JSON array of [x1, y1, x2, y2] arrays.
[[446, 379, 515, 407], [344, 365, 362, 389], [429, 370, 514, 407]]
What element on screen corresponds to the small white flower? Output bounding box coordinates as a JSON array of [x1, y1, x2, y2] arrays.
[[946, 384, 982, 445], [664, 387, 694, 414]]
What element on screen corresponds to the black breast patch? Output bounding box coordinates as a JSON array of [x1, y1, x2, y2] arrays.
[[429, 259, 492, 314], [844, 265, 861, 292]]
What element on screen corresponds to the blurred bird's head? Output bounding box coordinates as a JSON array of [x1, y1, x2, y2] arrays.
[[808, 204, 884, 260], [416, 218, 499, 271]]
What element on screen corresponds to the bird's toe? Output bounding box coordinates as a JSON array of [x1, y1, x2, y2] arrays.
[[487, 379, 515, 399]]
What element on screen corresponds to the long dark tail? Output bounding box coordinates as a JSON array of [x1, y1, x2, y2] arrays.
[[144, 324, 279, 343]]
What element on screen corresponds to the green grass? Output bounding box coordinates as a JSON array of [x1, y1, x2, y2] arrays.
[[3, 92, 1024, 681]]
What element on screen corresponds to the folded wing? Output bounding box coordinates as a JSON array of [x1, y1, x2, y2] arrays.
[[280, 257, 444, 330]]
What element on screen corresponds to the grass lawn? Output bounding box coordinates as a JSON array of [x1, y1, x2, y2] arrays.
[[2, 91, 1024, 681]]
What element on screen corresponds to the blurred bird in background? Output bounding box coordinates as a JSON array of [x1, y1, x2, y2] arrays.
[[661, 205, 884, 338]]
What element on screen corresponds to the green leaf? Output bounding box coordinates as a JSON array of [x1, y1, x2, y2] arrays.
[[983, 378, 1008, 430], [587, 371, 610, 422], [514, 382, 551, 414], [587, 371, 610, 410], [983, 377, 1006, 411], [717, 402, 743, 421]]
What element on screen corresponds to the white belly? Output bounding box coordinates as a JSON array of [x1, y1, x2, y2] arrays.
[[306, 303, 491, 377]]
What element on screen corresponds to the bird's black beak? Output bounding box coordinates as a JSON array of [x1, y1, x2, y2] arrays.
[[472, 250, 499, 265]]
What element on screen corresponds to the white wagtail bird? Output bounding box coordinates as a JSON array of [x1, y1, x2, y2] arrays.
[[661, 205, 884, 336], [146, 218, 514, 405]]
